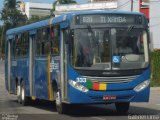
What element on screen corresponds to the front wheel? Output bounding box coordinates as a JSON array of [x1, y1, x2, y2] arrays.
[[55, 89, 68, 114], [115, 102, 130, 113]]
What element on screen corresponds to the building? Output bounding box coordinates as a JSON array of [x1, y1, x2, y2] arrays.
[[117, 0, 157, 50], [55, 0, 117, 15], [150, 0, 160, 49], [117, 0, 139, 12], [18, 1, 52, 19], [140, 0, 149, 20]]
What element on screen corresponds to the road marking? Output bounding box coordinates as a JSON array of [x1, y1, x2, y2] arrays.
[[91, 117, 106, 120]]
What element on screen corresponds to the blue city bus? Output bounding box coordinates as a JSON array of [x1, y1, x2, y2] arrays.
[[5, 11, 150, 114]]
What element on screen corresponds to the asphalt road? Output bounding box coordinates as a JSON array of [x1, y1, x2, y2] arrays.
[[0, 61, 160, 120]]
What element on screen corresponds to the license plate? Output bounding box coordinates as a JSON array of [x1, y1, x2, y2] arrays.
[[103, 96, 117, 100]]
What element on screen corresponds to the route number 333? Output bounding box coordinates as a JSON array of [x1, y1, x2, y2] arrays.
[[76, 77, 87, 83]]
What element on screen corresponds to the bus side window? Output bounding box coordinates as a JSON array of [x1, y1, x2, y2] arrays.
[[51, 26, 60, 55], [41, 28, 45, 55], [22, 32, 29, 57], [36, 29, 42, 56], [36, 28, 50, 56], [42, 28, 50, 55], [15, 34, 22, 58], [11, 38, 16, 59], [20, 34, 24, 57], [20, 34, 23, 56], [16, 33, 28, 58]]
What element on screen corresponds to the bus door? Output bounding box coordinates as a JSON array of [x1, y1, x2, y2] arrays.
[[29, 30, 36, 98], [60, 29, 68, 101]]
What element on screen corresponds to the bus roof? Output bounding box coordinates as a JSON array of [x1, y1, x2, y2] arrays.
[[6, 10, 144, 36]]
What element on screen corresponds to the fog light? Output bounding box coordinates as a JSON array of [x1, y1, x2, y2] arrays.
[[69, 80, 88, 93], [134, 80, 150, 92]]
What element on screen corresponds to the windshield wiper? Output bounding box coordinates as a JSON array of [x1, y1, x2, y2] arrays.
[[127, 25, 134, 32], [87, 25, 97, 46]]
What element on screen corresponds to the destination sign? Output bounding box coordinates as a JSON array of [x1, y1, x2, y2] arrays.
[[75, 14, 142, 25]]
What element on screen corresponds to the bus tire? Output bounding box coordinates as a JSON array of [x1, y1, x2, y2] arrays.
[[115, 102, 130, 113], [55, 89, 67, 114], [17, 84, 21, 103], [20, 81, 30, 106]]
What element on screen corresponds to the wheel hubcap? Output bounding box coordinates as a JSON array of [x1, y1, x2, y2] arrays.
[[21, 86, 25, 101], [56, 91, 61, 106], [17, 85, 20, 97]]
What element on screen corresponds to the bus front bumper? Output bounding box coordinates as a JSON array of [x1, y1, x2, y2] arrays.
[[67, 85, 150, 104]]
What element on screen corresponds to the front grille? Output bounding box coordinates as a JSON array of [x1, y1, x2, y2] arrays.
[[84, 75, 139, 83]]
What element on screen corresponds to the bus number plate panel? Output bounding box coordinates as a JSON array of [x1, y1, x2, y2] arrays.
[[103, 96, 117, 100]]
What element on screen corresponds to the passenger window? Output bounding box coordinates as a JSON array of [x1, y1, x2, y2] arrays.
[[22, 32, 29, 57], [14, 33, 29, 58], [42, 28, 50, 55], [36, 26, 60, 56], [51, 26, 60, 55], [36, 28, 50, 56], [36, 29, 42, 55], [15, 34, 22, 58], [11, 39, 16, 59]]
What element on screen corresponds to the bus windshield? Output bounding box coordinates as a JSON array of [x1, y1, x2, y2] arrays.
[[71, 28, 149, 70], [112, 28, 149, 70], [72, 28, 111, 70]]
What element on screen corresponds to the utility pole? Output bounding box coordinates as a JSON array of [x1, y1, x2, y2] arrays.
[[131, 0, 133, 12]]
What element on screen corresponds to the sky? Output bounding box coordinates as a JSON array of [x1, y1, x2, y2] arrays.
[[0, 0, 89, 25]]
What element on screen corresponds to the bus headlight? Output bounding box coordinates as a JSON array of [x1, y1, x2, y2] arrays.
[[134, 80, 150, 92], [69, 80, 88, 93]]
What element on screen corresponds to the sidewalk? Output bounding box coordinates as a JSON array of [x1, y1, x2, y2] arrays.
[[151, 87, 160, 91]]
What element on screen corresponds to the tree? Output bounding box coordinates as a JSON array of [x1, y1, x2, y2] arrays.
[[56, 0, 77, 4], [51, 0, 77, 15], [0, 0, 28, 58], [0, 0, 27, 28], [4, 0, 16, 9]]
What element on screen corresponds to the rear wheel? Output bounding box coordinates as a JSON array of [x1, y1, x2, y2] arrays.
[[21, 81, 31, 106], [54, 88, 68, 114], [115, 102, 130, 113]]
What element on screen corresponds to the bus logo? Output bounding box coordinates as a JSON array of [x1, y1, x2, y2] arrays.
[[50, 60, 59, 72]]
